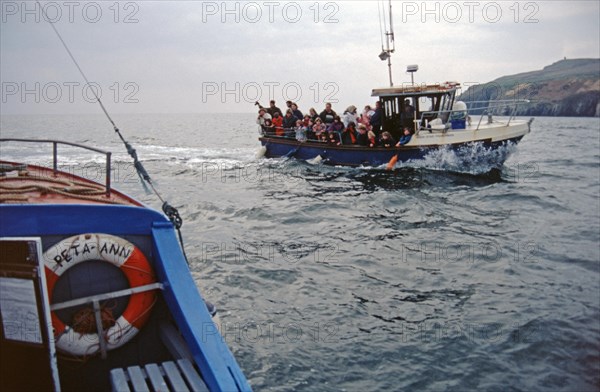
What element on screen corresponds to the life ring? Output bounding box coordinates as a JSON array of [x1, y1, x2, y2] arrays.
[[43, 233, 157, 356], [442, 81, 460, 90]]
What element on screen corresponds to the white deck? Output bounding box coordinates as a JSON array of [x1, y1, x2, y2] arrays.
[[408, 118, 532, 147]]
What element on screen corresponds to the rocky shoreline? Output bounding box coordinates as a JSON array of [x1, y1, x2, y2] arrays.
[[459, 59, 600, 117]]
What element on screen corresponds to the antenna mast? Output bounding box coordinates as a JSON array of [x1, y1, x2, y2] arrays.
[[378, 0, 395, 86]]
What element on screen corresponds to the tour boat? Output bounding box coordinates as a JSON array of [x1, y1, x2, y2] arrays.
[[0, 139, 252, 391], [258, 82, 533, 168], [257, 0, 532, 169]]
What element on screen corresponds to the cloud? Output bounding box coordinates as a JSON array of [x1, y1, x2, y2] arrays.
[[1, 1, 598, 114]]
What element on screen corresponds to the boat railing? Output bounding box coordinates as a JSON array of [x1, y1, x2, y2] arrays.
[[417, 99, 530, 133], [0, 138, 113, 196], [260, 125, 294, 138], [260, 126, 352, 144], [50, 282, 163, 358]]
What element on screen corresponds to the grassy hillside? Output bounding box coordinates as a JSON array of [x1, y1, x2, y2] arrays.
[[458, 59, 599, 117]]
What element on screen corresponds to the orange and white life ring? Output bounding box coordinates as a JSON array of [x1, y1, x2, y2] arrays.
[[442, 81, 460, 90], [43, 233, 157, 356]]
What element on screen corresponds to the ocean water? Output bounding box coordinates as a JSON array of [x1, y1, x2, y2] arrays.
[[1, 114, 599, 391]]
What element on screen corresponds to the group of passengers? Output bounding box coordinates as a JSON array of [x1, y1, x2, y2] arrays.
[[256, 100, 413, 147]]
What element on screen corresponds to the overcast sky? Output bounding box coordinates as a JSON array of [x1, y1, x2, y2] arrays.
[[1, 0, 598, 114]]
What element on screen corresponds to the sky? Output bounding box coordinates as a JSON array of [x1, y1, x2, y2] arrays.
[[1, 0, 599, 114]]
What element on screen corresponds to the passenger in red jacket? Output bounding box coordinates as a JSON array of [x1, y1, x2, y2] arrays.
[[272, 112, 284, 136]]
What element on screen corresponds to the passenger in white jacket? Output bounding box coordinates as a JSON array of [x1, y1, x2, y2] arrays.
[[341, 105, 358, 128]]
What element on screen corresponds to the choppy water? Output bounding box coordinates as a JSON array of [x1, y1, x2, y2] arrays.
[[1, 114, 599, 391]]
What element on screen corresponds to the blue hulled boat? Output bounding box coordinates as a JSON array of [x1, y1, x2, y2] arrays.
[[258, 1, 532, 168], [0, 139, 252, 391], [259, 82, 533, 168]]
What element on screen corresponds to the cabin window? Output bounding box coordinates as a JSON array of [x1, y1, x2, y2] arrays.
[[419, 96, 434, 113]]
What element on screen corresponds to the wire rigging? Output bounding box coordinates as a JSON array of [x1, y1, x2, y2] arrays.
[[377, 1, 385, 51], [37, 1, 189, 264], [388, 0, 395, 48]]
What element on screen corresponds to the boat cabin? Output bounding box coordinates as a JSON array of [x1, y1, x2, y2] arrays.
[[372, 82, 461, 138]]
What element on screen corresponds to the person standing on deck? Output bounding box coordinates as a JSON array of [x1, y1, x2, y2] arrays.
[[403, 99, 415, 129], [308, 108, 319, 123], [319, 103, 337, 125], [282, 109, 299, 137], [359, 105, 374, 130], [256, 100, 283, 117], [291, 103, 303, 121], [370, 101, 383, 136], [272, 112, 284, 136]]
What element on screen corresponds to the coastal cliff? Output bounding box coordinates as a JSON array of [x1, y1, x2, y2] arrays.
[[458, 59, 600, 117]]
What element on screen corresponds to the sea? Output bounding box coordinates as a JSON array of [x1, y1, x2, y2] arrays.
[[1, 114, 599, 391]]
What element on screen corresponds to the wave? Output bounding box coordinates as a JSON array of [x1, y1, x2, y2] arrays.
[[400, 142, 520, 175]]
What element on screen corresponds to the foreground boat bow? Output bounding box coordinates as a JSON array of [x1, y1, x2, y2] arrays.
[[0, 139, 251, 391]]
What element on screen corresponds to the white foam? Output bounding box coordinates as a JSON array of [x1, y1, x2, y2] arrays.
[[391, 142, 519, 174]]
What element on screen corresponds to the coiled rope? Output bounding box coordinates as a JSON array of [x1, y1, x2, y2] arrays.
[[0, 174, 123, 204]]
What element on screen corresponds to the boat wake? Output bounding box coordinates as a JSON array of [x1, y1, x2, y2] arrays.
[[398, 141, 519, 175]]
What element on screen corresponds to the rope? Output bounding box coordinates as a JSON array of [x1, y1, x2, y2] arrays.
[[37, 2, 190, 264], [163, 201, 189, 264], [0, 179, 124, 204], [1, 175, 106, 192], [72, 305, 116, 335], [104, 295, 158, 344]]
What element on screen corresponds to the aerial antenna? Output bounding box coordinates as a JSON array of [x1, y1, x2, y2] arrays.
[[377, 1, 385, 52], [377, 0, 395, 86]]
